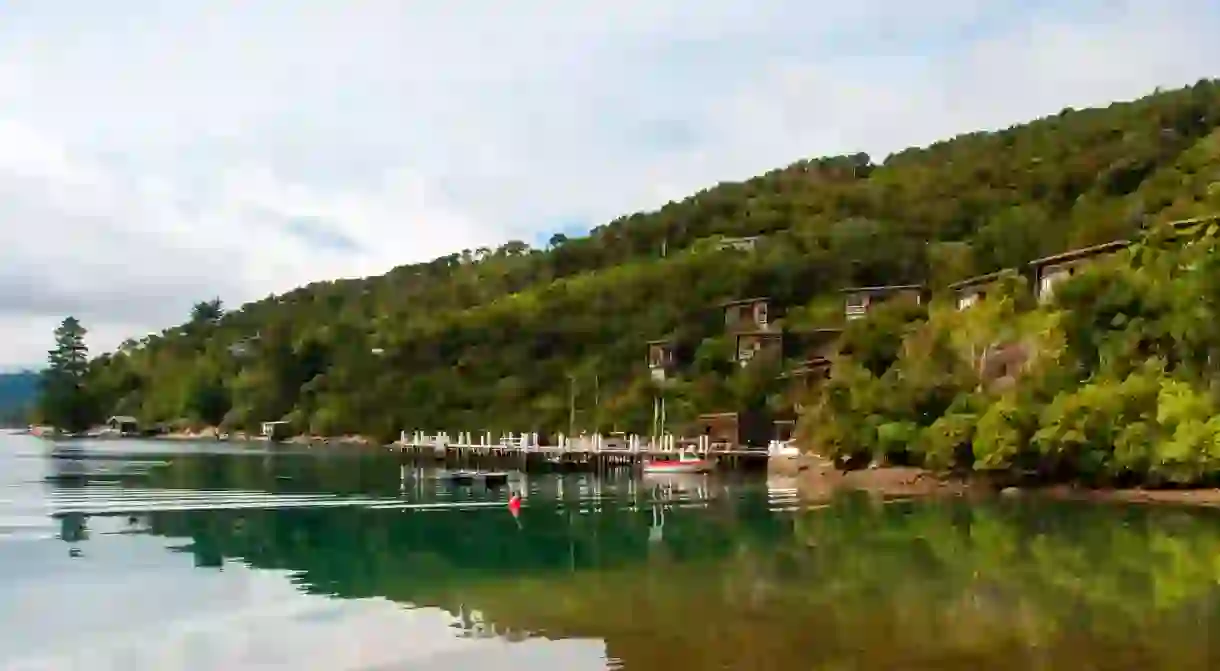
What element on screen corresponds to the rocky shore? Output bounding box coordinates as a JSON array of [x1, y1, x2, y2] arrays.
[[769, 452, 1220, 507]]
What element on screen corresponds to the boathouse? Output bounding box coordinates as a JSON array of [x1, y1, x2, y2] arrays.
[[261, 420, 291, 442], [841, 285, 925, 320], [694, 411, 773, 450], [722, 297, 771, 332], [1029, 240, 1128, 303], [106, 415, 139, 434]]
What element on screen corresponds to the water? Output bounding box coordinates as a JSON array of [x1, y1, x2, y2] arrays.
[[2, 434, 1220, 670]]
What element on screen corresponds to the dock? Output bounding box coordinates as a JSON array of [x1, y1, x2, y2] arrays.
[[396, 431, 784, 472]]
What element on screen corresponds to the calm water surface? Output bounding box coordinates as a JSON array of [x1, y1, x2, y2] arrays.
[[3, 433, 1220, 670]]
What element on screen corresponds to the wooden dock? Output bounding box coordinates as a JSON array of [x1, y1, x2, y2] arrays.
[[395, 431, 778, 472]]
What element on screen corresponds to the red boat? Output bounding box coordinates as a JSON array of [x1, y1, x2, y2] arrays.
[[642, 451, 713, 474]]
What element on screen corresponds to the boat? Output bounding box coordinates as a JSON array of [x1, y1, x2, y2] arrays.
[[642, 451, 713, 474]]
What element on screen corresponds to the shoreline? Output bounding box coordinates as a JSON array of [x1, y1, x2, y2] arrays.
[[770, 453, 1220, 508]]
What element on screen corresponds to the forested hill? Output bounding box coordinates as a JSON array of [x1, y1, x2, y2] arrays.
[[0, 372, 38, 426], [82, 80, 1220, 442]]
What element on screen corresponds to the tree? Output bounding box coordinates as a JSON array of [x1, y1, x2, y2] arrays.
[[39, 317, 95, 432], [190, 298, 225, 325]]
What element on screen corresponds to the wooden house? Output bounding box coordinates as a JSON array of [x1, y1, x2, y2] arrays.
[[106, 415, 139, 435], [948, 270, 1012, 311], [647, 339, 676, 382], [261, 420, 292, 442], [715, 235, 761, 252], [733, 330, 783, 366], [722, 297, 772, 332], [841, 285, 925, 320], [1029, 240, 1128, 303]]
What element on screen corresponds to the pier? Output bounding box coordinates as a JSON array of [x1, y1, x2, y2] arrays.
[[396, 430, 786, 472]]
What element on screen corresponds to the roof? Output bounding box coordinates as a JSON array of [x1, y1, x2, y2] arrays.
[[1028, 240, 1129, 269], [839, 284, 924, 294], [947, 269, 1014, 291], [645, 338, 672, 345], [734, 330, 782, 338], [696, 412, 740, 419], [108, 415, 138, 423], [720, 296, 770, 307], [789, 327, 842, 337]]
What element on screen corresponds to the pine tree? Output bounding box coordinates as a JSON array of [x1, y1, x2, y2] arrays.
[[39, 317, 94, 432]]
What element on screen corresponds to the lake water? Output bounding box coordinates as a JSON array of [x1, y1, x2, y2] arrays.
[[3, 434, 1220, 670]]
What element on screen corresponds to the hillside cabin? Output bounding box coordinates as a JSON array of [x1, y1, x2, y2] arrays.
[[734, 331, 783, 366], [647, 339, 676, 382], [722, 297, 771, 332], [261, 420, 292, 442], [841, 285, 925, 320], [948, 270, 1012, 311], [106, 415, 139, 434], [716, 235, 761, 252], [791, 328, 841, 362], [694, 411, 773, 450], [1029, 240, 1128, 303]]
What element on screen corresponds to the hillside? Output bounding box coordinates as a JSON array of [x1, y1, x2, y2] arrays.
[[0, 372, 38, 426], [80, 79, 1220, 443]]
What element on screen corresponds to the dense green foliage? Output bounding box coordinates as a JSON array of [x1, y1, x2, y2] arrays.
[[804, 218, 1220, 485], [0, 372, 38, 426], [70, 80, 1220, 446], [37, 317, 95, 432]]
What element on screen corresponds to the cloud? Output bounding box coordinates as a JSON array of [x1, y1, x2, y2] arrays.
[[1, 0, 1218, 367]]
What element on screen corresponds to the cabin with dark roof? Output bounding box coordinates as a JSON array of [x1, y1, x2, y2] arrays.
[[841, 285, 925, 320], [734, 331, 783, 366], [1029, 240, 1128, 303], [715, 235, 761, 252], [948, 270, 1013, 311], [722, 297, 771, 332], [646, 339, 676, 382], [106, 415, 139, 434]]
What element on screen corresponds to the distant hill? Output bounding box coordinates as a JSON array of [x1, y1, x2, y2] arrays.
[[0, 371, 38, 426]]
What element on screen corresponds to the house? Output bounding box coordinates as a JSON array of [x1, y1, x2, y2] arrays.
[[693, 411, 774, 450], [948, 270, 1012, 311], [722, 297, 771, 332], [715, 235, 761, 252], [841, 285, 925, 320], [1029, 240, 1129, 303], [646, 339, 676, 382], [734, 331, 783, 366], [261, 420, 292, 442], [106, 415, 139, 434]]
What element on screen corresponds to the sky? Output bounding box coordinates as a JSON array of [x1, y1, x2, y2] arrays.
[[1, 0, 1218, 369]]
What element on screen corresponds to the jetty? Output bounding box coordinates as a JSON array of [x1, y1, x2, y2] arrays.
[[396, 431, 789, 472]]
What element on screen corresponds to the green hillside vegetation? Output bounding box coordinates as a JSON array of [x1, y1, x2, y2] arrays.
[[70, 79, 1220, 450], [805, 218, 1220, 486]]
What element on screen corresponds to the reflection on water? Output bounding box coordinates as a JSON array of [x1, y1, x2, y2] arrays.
[[3, 436, 1220, 669]]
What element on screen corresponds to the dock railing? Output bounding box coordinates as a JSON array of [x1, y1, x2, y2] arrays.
[[397, 431, 724, 455]]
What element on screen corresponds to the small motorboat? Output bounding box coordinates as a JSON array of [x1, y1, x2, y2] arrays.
[[642, 451, 713, 474]]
